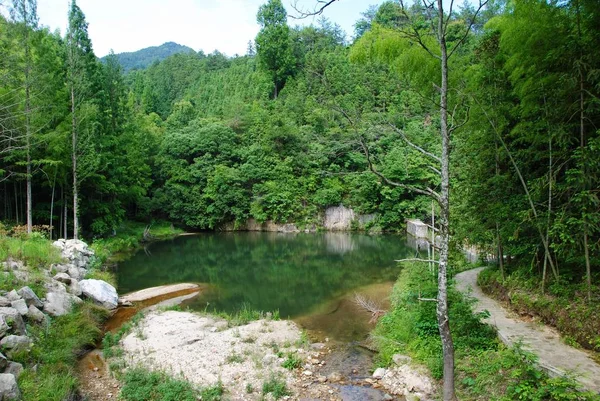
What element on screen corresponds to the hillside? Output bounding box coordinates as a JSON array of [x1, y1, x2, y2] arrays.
[[104, 41, 195, 72]]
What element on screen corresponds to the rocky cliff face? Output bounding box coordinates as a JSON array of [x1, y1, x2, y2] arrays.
[[221, 206, 378, 233]]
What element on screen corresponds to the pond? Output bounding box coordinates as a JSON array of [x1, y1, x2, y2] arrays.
[[116, 232, 417, 341]]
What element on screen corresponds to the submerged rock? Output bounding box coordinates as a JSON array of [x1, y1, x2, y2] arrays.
[[79, 279, 118, 309]]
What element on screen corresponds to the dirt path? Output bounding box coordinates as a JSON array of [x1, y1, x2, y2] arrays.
[[455, 267, 600, 394]]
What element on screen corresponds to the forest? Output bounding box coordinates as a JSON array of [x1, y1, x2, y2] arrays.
[[1, 0, 599, 347]]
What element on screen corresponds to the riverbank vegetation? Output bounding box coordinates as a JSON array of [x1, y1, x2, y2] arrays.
[[375, 262, 599, 400]]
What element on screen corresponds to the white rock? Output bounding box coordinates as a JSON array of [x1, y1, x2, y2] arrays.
[[0, 373, 20, 400], [4, 362, 23, 379], [17, 287, 43, 308], [0, 308, 25, 335], [26, 305, 46, 323], [68, 281, 83, 297], [79, 279, 118, 309], [5, 291, 19, 302], [0, 335, 32, 354], [53, 273, 71, 284], [373, 368, 387, 379], [9, 300, 27, 316], [43, 292, 82, 317]]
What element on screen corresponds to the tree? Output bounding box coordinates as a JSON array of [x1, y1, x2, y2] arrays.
[[255, 0, 296, 98], [9, 0, 38, 234], [299, 1, 488, 399], [66, 0, 97, 239]]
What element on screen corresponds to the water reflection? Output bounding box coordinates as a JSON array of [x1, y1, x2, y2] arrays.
[[117, 232, 411, 322]]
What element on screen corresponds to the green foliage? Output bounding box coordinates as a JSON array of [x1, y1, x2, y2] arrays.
[[119, 368, 201, 401], [0, 236, 61, 268], [457, 345, 600, 401], [374, 262, 497, 378], [281, 352, 302, 370], [262, 374, 290, 399], [102, 41, 195, 72], [17, 302, 108, 400]]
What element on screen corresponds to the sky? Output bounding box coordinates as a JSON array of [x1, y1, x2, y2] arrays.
[[33, 0, 387, 58]]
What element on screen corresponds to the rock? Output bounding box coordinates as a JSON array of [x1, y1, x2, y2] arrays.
[[79, 279, 118, 309], [53, 239, 94, 269], [44, 280, 67, 294], [262, 354, 279, 365], [26, 305, 46, 323], [373, 368, 387, 379], [324, 205, 355, 231], [392, 354, 412, 366], [12, 271, 29, 282], [317, 375, 327, 383], [51, 263, 69, 274], [0, 308, 26, 335], [0, 352, 7, 370], [9, 300, 27, 317], [53, 273, 71, 284], [0, 373, 20, 400], [405, 394, 420, 401], [0, 297, 11, 308], [68, 281, 82, 297], [328, 372, 343, 383], [67, 266, 84, 281], [302, 370, 313, 376], [5, 291, 19, 302], [310, 342, 326, 350], [17, 287, 43, 308], [4, 362, 23, 379], [383, 395, 394, 401], [0, 316, 9, 338], [0, 335, 32, 354], [43, 292, 82, 317]]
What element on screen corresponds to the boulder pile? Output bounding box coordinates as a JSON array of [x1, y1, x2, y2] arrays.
[[0, 239, 117, 400]]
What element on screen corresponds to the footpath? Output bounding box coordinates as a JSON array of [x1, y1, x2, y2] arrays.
[[455, 267, 600, 394]]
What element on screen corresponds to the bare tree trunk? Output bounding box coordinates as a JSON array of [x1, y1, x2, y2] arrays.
[[14, 181, 19, 226], [64, 188, 68, 239], [437, 1, 455, 398], [49, 169, 56, 240], [25, 28, 32, 235], [71, 86, 79, 240]]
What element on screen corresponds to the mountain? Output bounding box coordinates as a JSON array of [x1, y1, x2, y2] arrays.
[[104, 42, 196, 72]]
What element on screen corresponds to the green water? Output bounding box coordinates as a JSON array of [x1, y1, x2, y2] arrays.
[[116, 232, 414, 320]]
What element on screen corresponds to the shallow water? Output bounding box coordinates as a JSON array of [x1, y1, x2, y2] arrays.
[[116, 232, 416, 340]]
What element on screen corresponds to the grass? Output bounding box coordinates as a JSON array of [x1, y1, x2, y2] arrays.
[[0, 235, 61, 269], [261, 374, 290, 400], [119, 367, 224, 401], [15, 302, 109, 401], [373, 262, 597, 400], [212, 303, 280, 327], [457, 345, 600, 400], [281, 352, 302, 370], [90, 220, 183, 263]]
